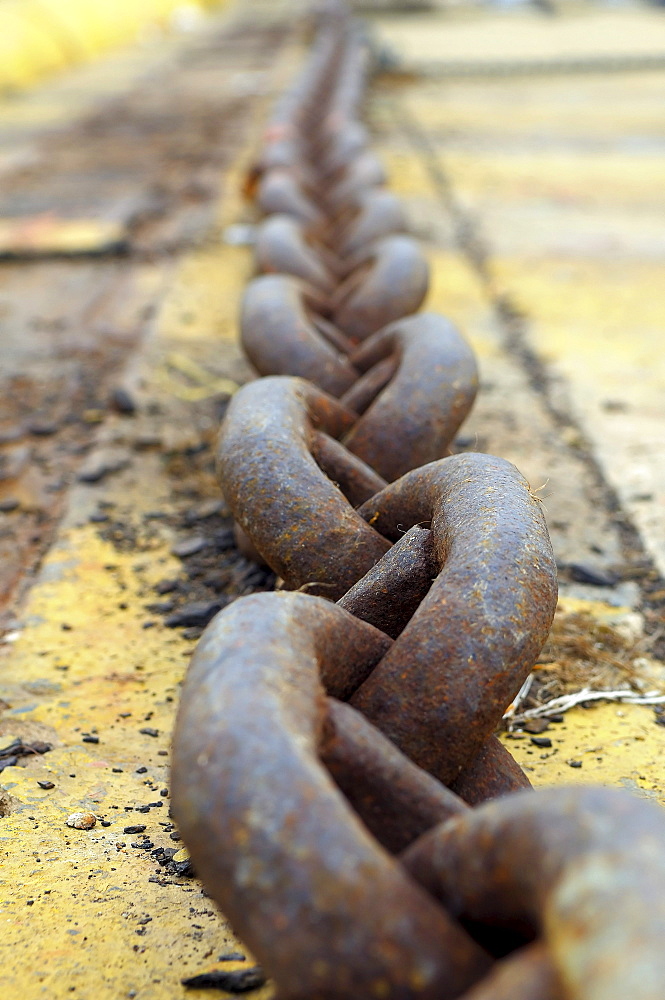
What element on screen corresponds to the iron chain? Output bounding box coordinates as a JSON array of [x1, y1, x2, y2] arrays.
[[171, 3, 665, 998]]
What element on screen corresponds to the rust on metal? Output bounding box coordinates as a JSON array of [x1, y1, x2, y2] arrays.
[[337, 525, 438, 639], [240, 275, 357, 397], [402, 786, 665, 1000], [256, 168, 325, 228], [353, 453, 558, 785], [332, 188, 408, 259], [325, 150, 388, 211], [254, 214, 337, 293], [331, 235, 430, 342], [217, 376, 390, 598], [172, 3, 661, 996], [321, 698, 468, 853], [449, 736, 532, 804], [172, 593, 490, 1000], [341, 312, 478, 480]]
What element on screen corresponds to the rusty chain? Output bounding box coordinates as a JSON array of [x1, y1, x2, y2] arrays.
[[171, 3, 665, 998]]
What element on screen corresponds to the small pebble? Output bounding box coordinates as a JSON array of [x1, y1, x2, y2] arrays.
[[530, 736, 552, 748], [523, 719, 550, 734], [66, 812, 97, 830], [568, 563, 618, 587], [77, 452, 129, 484], [182, 967, 265, 992], [171, 537, 207, 559], [37, 780, 55, 790], [164, 601, 224, 629], [213, 529, 235, 552], [27, 420, 59, 436], [145, 601, 175, 614], [110, 388, 137, 415]]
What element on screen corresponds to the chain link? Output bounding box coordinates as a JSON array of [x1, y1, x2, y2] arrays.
[[171, 2, 665, 997]]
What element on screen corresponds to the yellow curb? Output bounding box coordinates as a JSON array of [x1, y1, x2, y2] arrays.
[[0, 24, 303, 995], [0, 0, 228, 94]]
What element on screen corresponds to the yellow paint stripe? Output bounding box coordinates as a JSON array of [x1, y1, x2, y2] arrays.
[[0, 0, 229, 94], [0, 27, 302, 996], [501, 701, 665, 800]]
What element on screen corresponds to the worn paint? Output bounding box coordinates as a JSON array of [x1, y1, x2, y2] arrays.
[[0, 10, 303, 997], [0, 508, 268, 1000], [501, 698, 665, 800], [0, 0, 228, 94], [2, 4, 665, 997]]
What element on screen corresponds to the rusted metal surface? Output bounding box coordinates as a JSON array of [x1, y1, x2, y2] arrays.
[[337, 524, 437, 638], [217, 376, 390, 598], [172, 593, 490, 1000], [254, 214, 337, 292], [325, 150, 388, 211], [240, 275, 357, 396], [341, 313, 478, 480], [403, 786, 665, 1000], [256, 168, 325, 228], [218, 385, 556, 784], [317, 120, 369, 179], [449, 736, 532, 805], [240, 293, 477, 479], [174, 589, 665, 999], [321, 698, 468, 853], [217, 375, 505, 605], [6, 0, 665, 996], [352, 453, 557, 785], [333, 188, 408, 258], [331, 234, 430, 341], [456, 945, 560, 1000]]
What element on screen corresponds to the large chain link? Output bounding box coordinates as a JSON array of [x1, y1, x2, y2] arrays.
[[171, 3, 665, 998]]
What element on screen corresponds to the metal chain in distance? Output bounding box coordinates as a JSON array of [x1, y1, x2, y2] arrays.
[[171, 3, 665, 998]]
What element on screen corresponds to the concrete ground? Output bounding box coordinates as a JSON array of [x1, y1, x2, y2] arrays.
[[0, 2, 664, 997]]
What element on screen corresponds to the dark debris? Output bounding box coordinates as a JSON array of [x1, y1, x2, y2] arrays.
[[182, 967, 265, 993], [0, 738, 52, 772]]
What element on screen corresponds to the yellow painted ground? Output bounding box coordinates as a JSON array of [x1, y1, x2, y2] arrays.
[[374, 8, 665, 66], [0, 240, 267, 1000], [0, 18, 292, 998], [0, 237, 261, 1000], [0, 0, 228, 94], [502, 701, 665, 801], [2, 6, 665, 999]]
